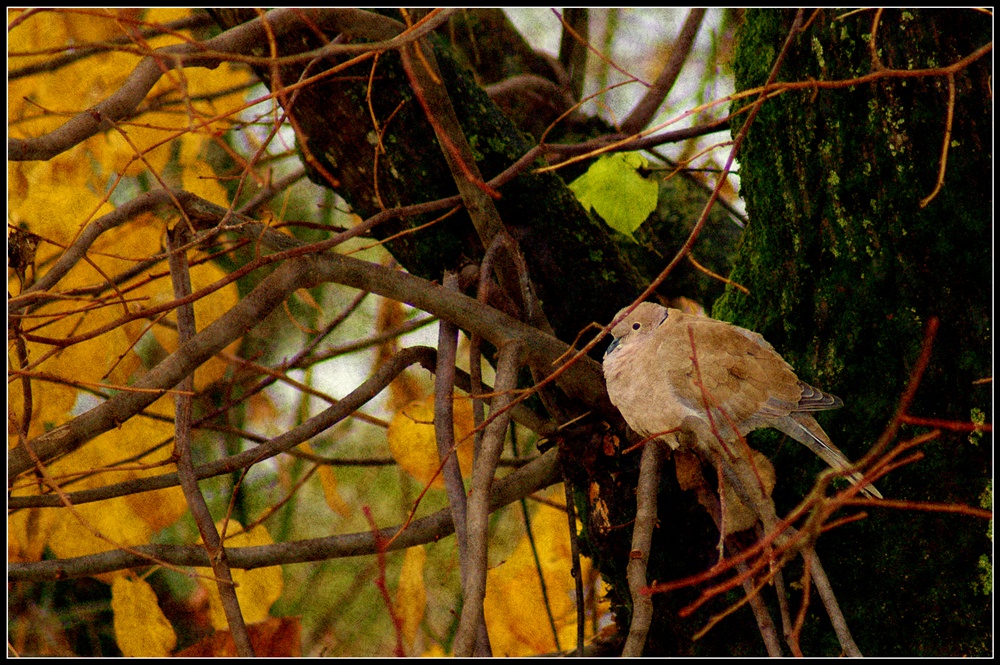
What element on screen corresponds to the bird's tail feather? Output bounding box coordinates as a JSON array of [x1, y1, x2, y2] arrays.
[[780, 413, 883, 499]]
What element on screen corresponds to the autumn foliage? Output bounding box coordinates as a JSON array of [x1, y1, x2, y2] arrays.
[[8, 9, 613, 656]]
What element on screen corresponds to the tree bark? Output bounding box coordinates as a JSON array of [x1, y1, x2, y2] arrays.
[[713, 9, 992, 656]]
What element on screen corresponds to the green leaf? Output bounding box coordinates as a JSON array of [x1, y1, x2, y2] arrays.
[[568, 152, 659, 241]]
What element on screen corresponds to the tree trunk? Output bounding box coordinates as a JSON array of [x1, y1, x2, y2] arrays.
[[713, 9, 991, 656]]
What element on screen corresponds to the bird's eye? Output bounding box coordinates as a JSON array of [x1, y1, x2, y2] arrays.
[[632, 322, 641, 330]]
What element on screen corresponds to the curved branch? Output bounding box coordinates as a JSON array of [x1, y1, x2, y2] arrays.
[[11, 189, 179, 309], [9, 343, 556, 511], [168, 226, 254, 656], [9, 345, 437, 505], [454, 341, 522, 656], [8, 12, 214, 80], [434, 273, 473, 592]]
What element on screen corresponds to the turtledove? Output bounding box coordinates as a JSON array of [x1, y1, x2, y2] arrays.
[[602, 302, 882, 499]]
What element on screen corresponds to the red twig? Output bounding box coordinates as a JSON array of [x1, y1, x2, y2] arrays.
[[786, 554, 812, 657], [899, 414, 991, 432], [846, 499, 992, 520], [363, 505, 406, 657]]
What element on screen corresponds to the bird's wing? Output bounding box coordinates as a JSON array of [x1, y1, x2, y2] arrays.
[[793, 381, 844, 411], [661, 311, 803, 425]]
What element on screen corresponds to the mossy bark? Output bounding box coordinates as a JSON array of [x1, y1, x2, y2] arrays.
[[209, 9, 649, 349], [711, 9, 991, 656]]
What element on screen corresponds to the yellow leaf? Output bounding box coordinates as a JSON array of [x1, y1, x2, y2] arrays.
[[104, 121, 176, 177], [316, 465, 352, 518], [125, 484, 191, 534], [8, 155, 115, 249], [422, 642, 447, 657], [47, 497, 153, 566], [301, 443, 352, 518], [8, 507, 59, 563], [7, 223, 163, 441], [9, 10, 131, 135], [14, 399, 185, 574], [483, 487, 611, 656], [144, 9, 195, 39], [394, 545, 427, 653], [387, 394, 475, 490], [202, 521, 284, 629], [375, 297, 425, 410], [178, 134, 230, 206], [7, 365, 76, 445], [111, 575, 177, 657]]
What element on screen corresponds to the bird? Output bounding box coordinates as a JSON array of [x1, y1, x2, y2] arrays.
[[602, 302, 882, 500]]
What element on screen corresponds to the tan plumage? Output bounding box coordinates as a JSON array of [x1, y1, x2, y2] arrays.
[[603, 302, 881, 499]]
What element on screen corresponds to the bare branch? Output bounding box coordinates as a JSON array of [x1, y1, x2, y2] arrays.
[[9, 255, 313, 478], [804, 550, 862, 657], [8, 12, 214, 80], [622, 439, 664, 656], [621, 8, 707, 135], [454, 341, 523, 656], [168, 225, 254, 656], [9, 446, 562, 582], [9, 8, 458, 161], [9, 346, 553, 510], [434, 272, 474, 600]]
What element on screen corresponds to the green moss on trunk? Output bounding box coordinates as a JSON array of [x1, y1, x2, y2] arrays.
[[716, 9, 991, 656]]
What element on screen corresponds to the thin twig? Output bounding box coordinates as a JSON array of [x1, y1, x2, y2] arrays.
[[9, 256, 316, 477], [919, 72, 956, 208], [519, 467, 562, 654], [9, 9, 459, 161], [10, 446, 563, 583], [362, 506, 406, 656], [563, 477, 586, 656], [9, 349, 555, 511]]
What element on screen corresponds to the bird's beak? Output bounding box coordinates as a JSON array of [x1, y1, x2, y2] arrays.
[[604, 337, 621, 357]]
